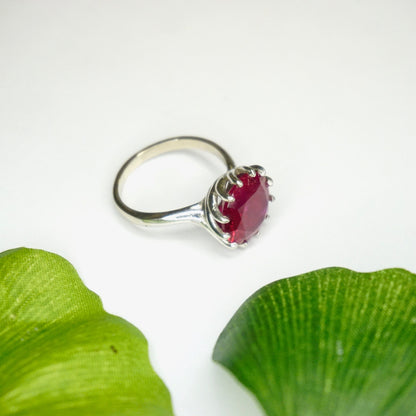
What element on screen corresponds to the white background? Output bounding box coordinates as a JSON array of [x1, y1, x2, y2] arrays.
[[1, 1, 416, 415]]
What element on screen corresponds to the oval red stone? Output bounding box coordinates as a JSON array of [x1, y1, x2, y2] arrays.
[[218, 173, 269, 244]]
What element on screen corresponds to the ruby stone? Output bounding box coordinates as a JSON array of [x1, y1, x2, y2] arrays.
[[218, 172, 269, 244]]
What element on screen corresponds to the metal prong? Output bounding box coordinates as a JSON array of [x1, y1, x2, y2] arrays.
[[269, 195, 276, 202], [266, 176, 274, 187], [208, 190, 231, 223], [239, 241, 248, 248], [222, 232, 231, 241], [251, 165, 266, 176], [215, 179, 234, 202], [227, 171, 243, 187], [254, 231, 260, 237], [221, 238, 238, 249], [265, 214, 270, 220], [240, 165, 257, 177], [211, 204, 230, 224]]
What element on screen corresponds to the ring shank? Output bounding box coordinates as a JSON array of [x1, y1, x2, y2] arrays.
[[113, 136, 235, 226]]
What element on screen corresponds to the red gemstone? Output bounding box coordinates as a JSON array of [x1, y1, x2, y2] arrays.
[[218, 173, 270, 244]]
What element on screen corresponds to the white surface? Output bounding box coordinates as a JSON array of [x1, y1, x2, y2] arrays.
[[1, 1, 416, 415]]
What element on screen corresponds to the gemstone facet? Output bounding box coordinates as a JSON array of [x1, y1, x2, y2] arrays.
[[218, 172, 269, 244]]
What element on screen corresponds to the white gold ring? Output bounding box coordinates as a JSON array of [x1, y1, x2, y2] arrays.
[[113, 136, 275, 248]]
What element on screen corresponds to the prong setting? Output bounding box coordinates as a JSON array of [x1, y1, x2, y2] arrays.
[[215, 180, 233, 202], [240, 165, 257, 177], [204, 164, 273, 248], [227, 171, 243, 187], [251, 165, 266, 176]]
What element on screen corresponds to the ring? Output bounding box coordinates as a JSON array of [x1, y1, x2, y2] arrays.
[[113, 136, 275, 248]]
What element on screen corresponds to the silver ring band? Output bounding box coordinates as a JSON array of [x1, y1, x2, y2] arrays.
[[113, 136, 273, 248]]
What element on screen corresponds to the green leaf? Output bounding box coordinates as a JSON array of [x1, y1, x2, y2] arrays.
[[213, 267, 416, 416], [0, 248, 174, 416]]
